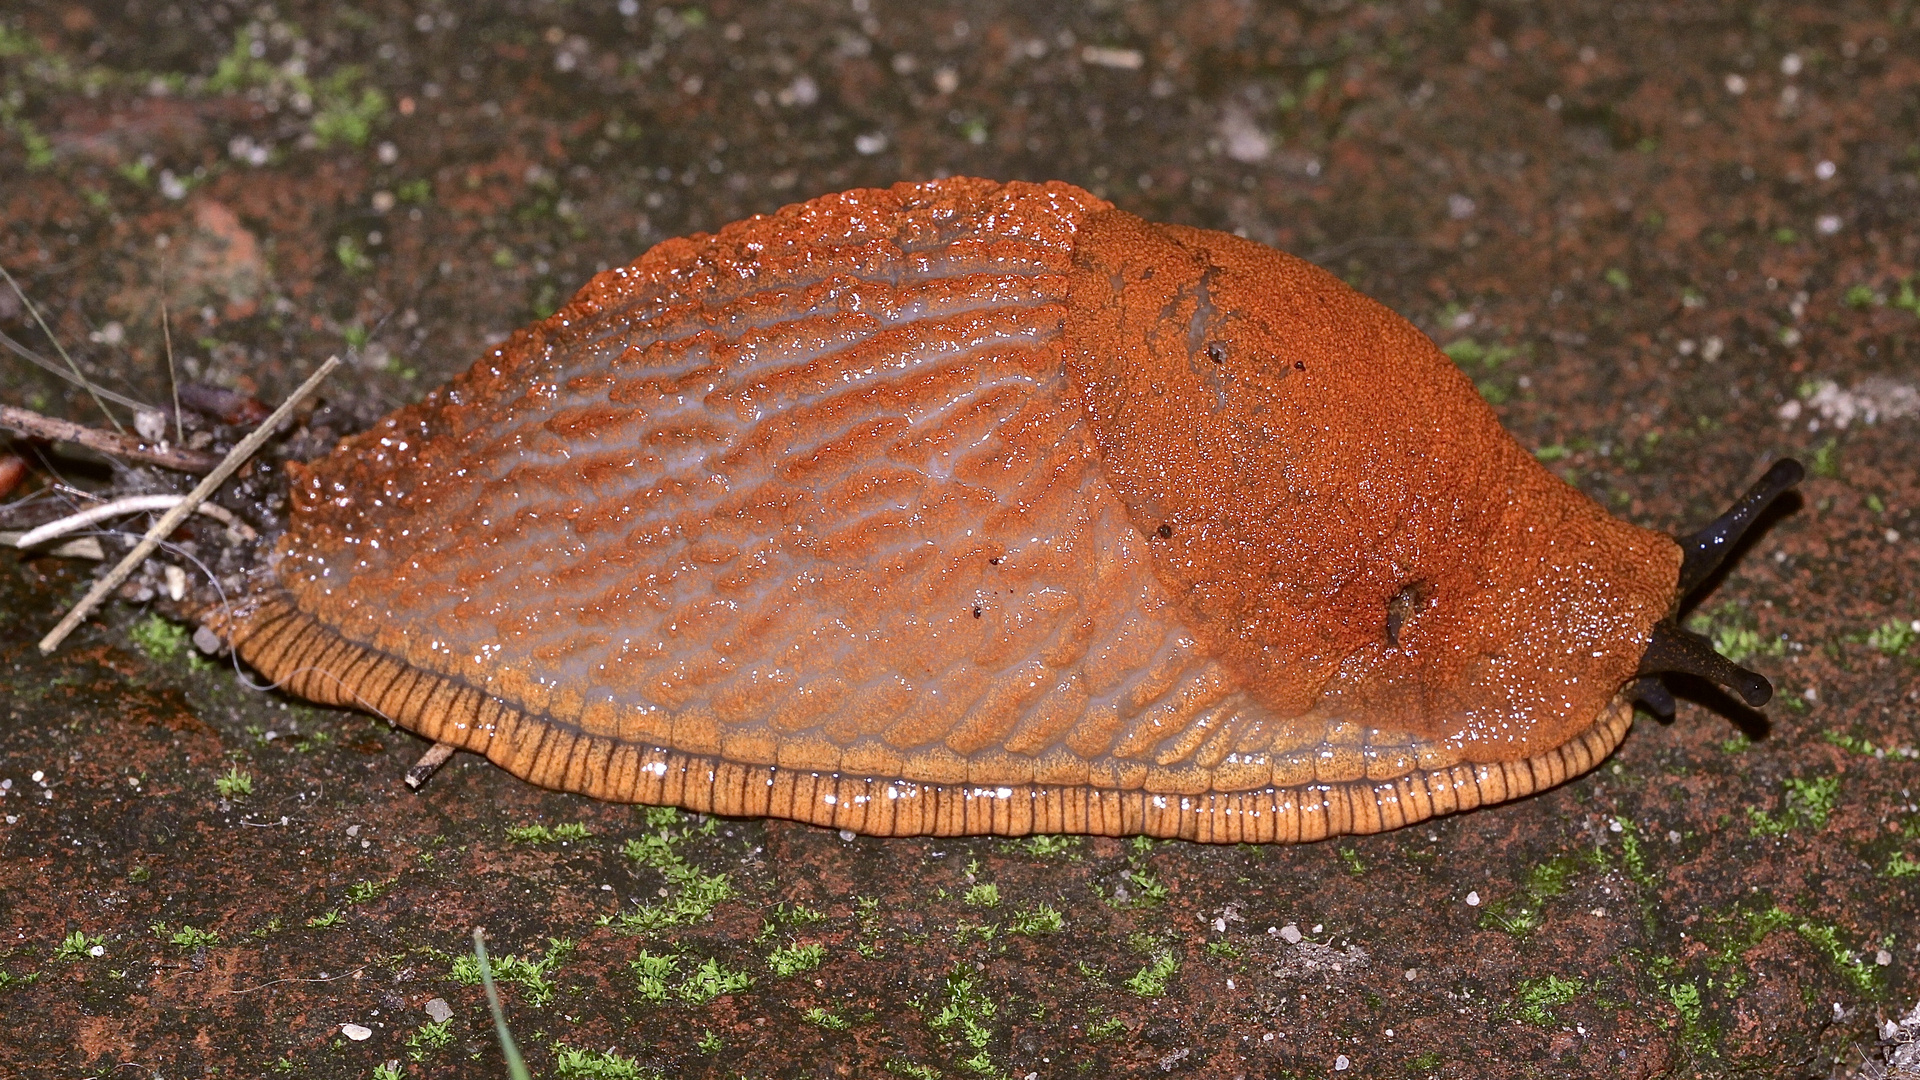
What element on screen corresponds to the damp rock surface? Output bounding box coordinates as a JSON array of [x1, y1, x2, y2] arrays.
[[1, 2, 1916, 1078]]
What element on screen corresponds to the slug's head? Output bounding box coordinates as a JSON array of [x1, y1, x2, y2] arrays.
[[1629, 458, 1804, 717], [1066, 209, 1798, 764]]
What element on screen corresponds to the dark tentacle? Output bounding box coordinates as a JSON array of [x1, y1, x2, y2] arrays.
[[1629, 676, 1677, 718], [1636, 622, 1772, 708], [1677, 458, 1804, 594]]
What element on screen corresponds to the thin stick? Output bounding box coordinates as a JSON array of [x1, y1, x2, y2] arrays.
[[161, 292, 183, 446], [405, 743, 457, 790], [0, 403, 220, 473], [472, 928, 531, 1080], [0, 263, 126, 434], [38, 355, 341, 654], [0, 329, 154, 414], [13, 493, 255, 548]]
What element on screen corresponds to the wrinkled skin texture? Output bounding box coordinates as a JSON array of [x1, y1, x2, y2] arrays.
[[1064, 210, 1680, 760], [217, 179, 1681, 838]]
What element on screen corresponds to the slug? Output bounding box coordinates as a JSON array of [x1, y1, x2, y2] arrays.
[[203, 178, 1800, 842]]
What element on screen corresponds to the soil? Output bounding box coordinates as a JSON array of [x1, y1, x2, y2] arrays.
[[1, 2, 1916, 1078]]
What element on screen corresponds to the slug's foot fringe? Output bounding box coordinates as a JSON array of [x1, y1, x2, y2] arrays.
[[207, 588, 1636, 841]]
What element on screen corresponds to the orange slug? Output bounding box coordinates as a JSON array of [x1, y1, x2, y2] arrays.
[[204, 177, 1799, 842]]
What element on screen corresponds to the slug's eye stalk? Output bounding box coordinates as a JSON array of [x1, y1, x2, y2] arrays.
[[1638, 622, 1773, 707], [1636, 458, 1804, 711], [1676, 458, 1805, 594]]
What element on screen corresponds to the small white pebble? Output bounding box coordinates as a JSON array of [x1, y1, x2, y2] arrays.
[[1876, 950, 1893, 966], [1886, 529, 1901, 543], [346, 824, 361, 837], [1815, 159, 1836, 180], [31, 772, 44, 784], [1725, 73, 1748, 95], [854, 132, 889, 155], [1335, 1054, 1351, 1071], [1591, 908, 1608, 917], [1279, 923, 1303, 944], [1781, 53, 1803, 76], [424, 998, 454, 1023], [1311, 924, 1323, 934], [1667, 830, 1682, 843], [1817, 214, 1842, 235], [89, 944, 105, 957], [1466, 891, 1481, 907], [341, 1023, 373, 1041], [1405, 968, 1418, 981], [838, 829, 857, 842], [1213, 917, 1227, 932], [1226, 977, 1236, 989], [1609, 819, 1623, 833]]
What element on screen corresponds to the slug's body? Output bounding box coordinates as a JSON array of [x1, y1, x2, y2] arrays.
[[208, 178, 1790, 841]]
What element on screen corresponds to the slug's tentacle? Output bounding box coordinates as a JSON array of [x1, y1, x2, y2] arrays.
[[1637, 622, 1773, 707], [1629, 676, 1677, 718], [1633, 458, 1803, 710], [1676, 458, 1805, 594]]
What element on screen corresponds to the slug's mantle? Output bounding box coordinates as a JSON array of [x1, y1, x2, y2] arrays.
[[205, 177, 1771, 841]]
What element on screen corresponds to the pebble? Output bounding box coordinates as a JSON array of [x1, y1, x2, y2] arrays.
[[1466, 890, 1481, 907], [424, 997, 454, 1022], [1278, 923, 1303, 944], [341, 1023, 372, 1041]]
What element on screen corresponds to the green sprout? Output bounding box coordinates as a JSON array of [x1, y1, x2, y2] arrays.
[[53, 931, 104, 961]]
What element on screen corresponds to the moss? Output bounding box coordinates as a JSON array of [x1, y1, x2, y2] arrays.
[[962, 883, 1002, 908], [803, 1006, 852, 1030], [1507, 973, 1582, 1026], [505, 822, 591, 844], [1685, 602, 1784, 666], [929, 966, 996, 1051], [1787, 913, 1879, 992], [1008, 902, 1064, 936], [214, 765, 253, 800], [603, 812, 734, 933], [1866, 619, 1916, 656], [153, 923, 220, 951], [1479, 853, 1582, 936], [451, 938, 573, 1007], [629, 950, 678, 1003], [131, 614, 204, 667], [766, 942, 825, 978], [403, 1019, 454, 1062], [1011, 835, 1079, 858], [677, 957, 750, 1004], [1885, 854, 1920, 878], [1747, 776, 1840, 836], [343, 878, 393, 906], [52, 931, 103, 961], [1124, 950, 1178, 997], [551, 1045, 653, 1079]]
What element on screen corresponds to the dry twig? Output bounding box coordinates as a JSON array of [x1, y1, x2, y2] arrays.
[[1, 403, 221, 473], [38, 355, 341, 654]]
